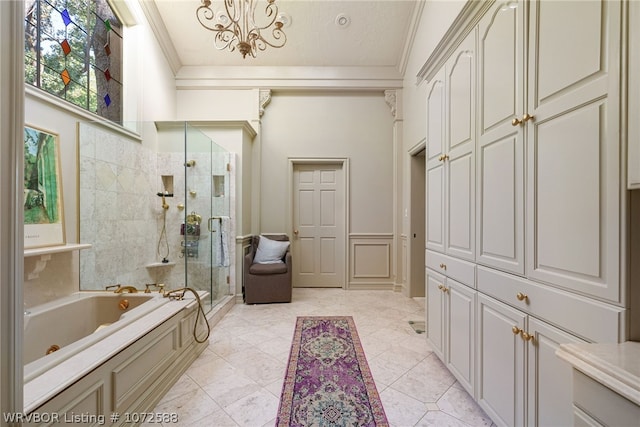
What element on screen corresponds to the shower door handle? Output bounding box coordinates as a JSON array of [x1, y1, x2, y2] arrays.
[[208, 217, 217, 232]]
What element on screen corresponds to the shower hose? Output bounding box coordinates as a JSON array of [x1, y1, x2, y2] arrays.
[[163, 287, 211, 343]]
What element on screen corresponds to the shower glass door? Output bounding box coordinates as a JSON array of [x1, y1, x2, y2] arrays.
[[184, 123, 231, 312]]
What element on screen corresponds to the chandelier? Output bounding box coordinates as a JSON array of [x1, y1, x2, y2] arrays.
[[196, 0, 288, 59]]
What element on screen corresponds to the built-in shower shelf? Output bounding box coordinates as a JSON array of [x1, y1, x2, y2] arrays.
[[24, 244, 92, 280], [24, 243, 92, 257], [146, 261, 176, 268]]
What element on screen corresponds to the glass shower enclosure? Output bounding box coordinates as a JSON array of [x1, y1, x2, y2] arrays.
[[78, 121, 232, 313], [180, 123, 232, 311]]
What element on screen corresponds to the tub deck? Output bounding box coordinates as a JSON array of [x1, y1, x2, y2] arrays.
[[23, 292, 207, 414]]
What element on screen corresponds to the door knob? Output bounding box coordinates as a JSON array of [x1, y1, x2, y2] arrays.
[[293, 229, 299, 235]]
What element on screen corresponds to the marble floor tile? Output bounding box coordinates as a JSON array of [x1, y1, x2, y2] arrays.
[[153, 289, 494, 426]]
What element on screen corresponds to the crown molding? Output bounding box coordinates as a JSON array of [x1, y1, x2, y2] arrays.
[[416, 0, 495, 84], [398, 0, 426, 77], [138, 0, 182, 75], [175, 65, 403, 90]]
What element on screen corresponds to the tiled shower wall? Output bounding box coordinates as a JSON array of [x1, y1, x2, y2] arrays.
[[78, 123, 158, 290], [78, 123, 234, 301]]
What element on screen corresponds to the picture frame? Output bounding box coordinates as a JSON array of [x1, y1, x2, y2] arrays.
[[24, 125, 65, 248]]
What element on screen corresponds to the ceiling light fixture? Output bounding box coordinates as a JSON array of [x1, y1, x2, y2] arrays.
[[196, 0, 288, 59]]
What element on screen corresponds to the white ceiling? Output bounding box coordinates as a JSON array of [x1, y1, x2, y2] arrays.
[[146, 0, 421, 71]]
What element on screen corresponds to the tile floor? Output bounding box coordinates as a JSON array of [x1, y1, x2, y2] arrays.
[[150, 288, 494, 427]]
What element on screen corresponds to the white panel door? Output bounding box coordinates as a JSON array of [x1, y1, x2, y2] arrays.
[[292, 164, 344, 287], [477, 293, 526, 427], [426, 69, 446, 253], [445, 30, 476, 262], [527, 317, 587, 427], [526, 0, 621, 301], [477, 0, 525, 275], [446, 279, 475, 396], [426, 269, 446, 360]]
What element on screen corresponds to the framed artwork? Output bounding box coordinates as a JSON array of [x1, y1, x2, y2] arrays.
[[24, 125, 65, 248]]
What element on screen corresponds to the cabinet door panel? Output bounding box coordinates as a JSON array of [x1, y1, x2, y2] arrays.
[[447, 280, 475, 396], [445, 30, 476, 261], [477, 1, 524, 275], [477, 294, 526, 427], [527, 0, 620, 302], [447, 152, 474, 260], [533, 0, 604, 105], [426, 164, 445, 252], [427, 72, 446, 162], [528, 318, 586, 427], [426, 269, 446, 360], [448, 47, 474, 151]]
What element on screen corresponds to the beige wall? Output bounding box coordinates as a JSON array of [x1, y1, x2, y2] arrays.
[[260, 91, 395, 234]]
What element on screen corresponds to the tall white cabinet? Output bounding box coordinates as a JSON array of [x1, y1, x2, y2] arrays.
[[420, 1, 629, 425]]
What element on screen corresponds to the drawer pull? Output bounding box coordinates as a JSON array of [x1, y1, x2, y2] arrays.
[[439, 263, 447, 270], [521, 331, 534, 342], [516, 292, 529, 302], [512, 326, 521, 335]]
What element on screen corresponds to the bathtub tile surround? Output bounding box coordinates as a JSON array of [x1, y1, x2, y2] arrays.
[[79, 122, 158, 291], [151, 289, 495, 427]]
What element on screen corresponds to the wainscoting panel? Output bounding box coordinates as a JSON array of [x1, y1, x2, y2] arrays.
[[349, 233, 394, 290]]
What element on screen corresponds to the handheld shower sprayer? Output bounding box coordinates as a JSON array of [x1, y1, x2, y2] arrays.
[[157, 191, 173, 210]]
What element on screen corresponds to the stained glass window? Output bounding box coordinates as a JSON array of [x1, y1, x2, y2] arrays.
[[24, 0, 123, 124]]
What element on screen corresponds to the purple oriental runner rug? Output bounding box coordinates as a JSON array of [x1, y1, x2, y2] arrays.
[[276, 316, 389, 426]]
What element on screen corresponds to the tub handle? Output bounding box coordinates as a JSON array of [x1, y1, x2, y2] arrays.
[[46, 344, 60, 355]]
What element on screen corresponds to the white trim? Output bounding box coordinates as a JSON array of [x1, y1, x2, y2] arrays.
[[409, 138, 427, 157], [416, 0, 495, 84], [287, 158, 350, 289], [26, 86, 142, 141], [398, 0, 426, 77], [1, 0, 25, 415], [138, 0, 182, 75]]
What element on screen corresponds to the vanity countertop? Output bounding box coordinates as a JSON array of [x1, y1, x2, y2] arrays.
[[557, 341, 640, 406]]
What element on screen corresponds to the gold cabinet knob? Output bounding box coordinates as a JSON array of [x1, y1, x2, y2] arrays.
[[516, 292, 529, 302], [522, 113, 535, 122], [439, 263, 447, 270], [443, 286, 449, 293], [294, 229, 299, 235], [512, 117, 523, 126], [438, 284, 444, 290], [512, 326, 521, 335], [438, 154, 450, 162], [521, 331, 533, 342]]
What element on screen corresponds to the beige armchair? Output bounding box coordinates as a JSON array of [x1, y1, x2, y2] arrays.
[[243, 235, 292, 304]]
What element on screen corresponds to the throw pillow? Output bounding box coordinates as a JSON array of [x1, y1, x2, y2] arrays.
[[253, 236, 290, 264]]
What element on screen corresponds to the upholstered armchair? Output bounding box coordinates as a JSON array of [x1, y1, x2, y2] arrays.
[[243, 234, 292, 304]]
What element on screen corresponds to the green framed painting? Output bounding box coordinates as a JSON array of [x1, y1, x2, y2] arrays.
[[24, 125, 65, 248]]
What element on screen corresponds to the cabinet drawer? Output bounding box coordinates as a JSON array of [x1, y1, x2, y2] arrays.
[[476, 266, 624, 343], [426, 250, 475, 287]]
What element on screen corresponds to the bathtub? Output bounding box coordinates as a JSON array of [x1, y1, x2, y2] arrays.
[[23, 292, 166, 380], [23, 290, 214, 417]]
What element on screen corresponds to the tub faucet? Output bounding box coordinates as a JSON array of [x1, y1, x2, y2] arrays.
[[144, 283, 165, 294], [106, 284, 139, 294]]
